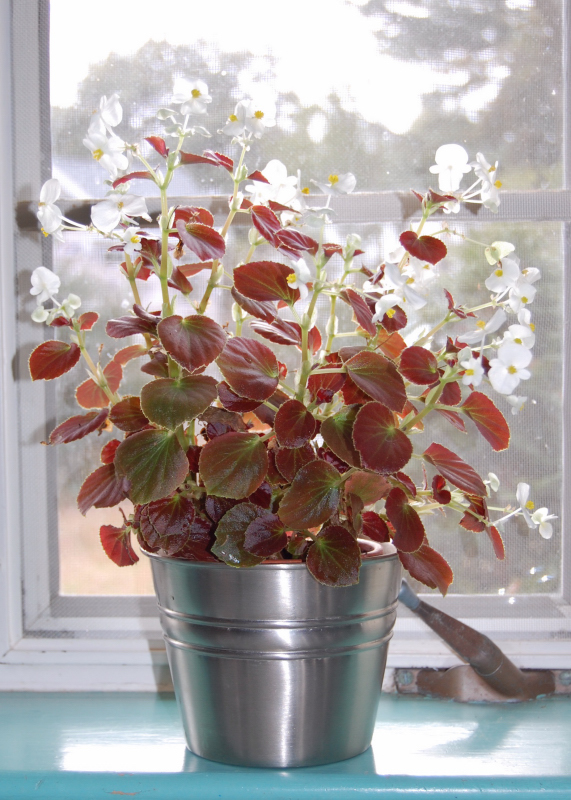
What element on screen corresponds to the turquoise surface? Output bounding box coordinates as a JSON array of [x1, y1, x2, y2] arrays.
[[0, 692, 569, 798]]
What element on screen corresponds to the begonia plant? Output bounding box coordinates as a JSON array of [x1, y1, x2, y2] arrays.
[[29, 85, 554, 592]]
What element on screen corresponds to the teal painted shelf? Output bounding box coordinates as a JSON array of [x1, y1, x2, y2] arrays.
[[0, 692, 569, 798]]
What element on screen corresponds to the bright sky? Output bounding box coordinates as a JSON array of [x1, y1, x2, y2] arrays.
[[50, 0, 469, 135]]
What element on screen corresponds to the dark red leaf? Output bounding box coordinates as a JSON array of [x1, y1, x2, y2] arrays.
[[247, 169, 270, 183], [361, 511, 390, 543], [199, 431, 268, 499], [344, 471, 391, 505], [139, 494, 196, 555], [176, 220, 226, 261], [76, 360, 122, 409], [308, 354, 346, 404], [200, 406, 248, 438], [423, 443, 486, 496], [251, 205, 281, 246], [112, 171, 154, 188], [487, 525, 505, 560], [231, 287, 277, 324], [217, 381, 261, 412], [77, 311, 99, 331], [399, 230, 447, 265], [140, 351, 169, 378], [158, 314, 226, 373], [320, 405, 362, 468], [345, 351, 407, 412], [385, 487, 425, 553], [179, 150, 233, 172], [145, 136, 168, 157], [440, 381, 462, 405], [77, 464, 129, 515], [109, 396, 149, 432], [100, 524, 139, 566], [399, 346, 439, 385], [248, 480, 272, 509], [250, 317, 302, 347], [393, 472, 417, 497], [49, 409, 108, 444], [435, 407, 467, 433], [168, 267, 193, 295], [341, 288, 376, 336], [381, 305, 407, 332], [353, 402, 413, 475], [212, 502, 266, 567], [106, 314, 157, 339], [49, 316, 72, 328], [278, 460, 341, 529], [274, 399, 316, 449], [174, 206, 215, 228], [234, 261, 299, 305], [276, 229, 319, 257], [306, 526, 361, 587], [432, 475, 451, 505], [461, 391, 510, 452], [113, 344, 148, 366], [29, 340, 81, 381], [101, 439, 121, 465], [172, 512, 217, 562], [399, 539, 453, 595], [205, 495, 239, 524], [216, 337, 279, 402], [244, 513, 287, 557], [459, 495, 488, 533], [275, 442, 316, 483]]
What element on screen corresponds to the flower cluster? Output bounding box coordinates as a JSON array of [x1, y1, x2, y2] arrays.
[[28, 80, 554, 592]]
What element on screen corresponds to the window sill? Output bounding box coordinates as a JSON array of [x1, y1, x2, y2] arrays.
[[1, 693, 570, 798]]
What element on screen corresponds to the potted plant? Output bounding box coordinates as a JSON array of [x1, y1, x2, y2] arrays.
[[29, 83, 554, 767]]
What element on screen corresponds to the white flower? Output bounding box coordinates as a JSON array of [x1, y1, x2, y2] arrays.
[[31, 306, 50, 323], [172, 78, 211, 115], [58, 293, 82, 319], [480, 180, 501, 213], [471, 152, 499, 183], [502, 323, 535, 349], [531, 507, 556, 540], [222, 100, 248, 137], [506, 395, 527, 415], [457, 308, 506, 346], [488, 342, 532, 395], [459, 355, 484, 387], [286, 258, 312, 300], [486, 472, 500, 493], [88, 94, 123, 137], [245, 159, 299, 206], [30, 266, 60, 305], [83, 130, 128, 179], [37, 178, 64, 238], [508, 279, 537, 313], [485, 256, 520, 295], [484, 241, 515, 266], [520, 267, 541, 285], [516, 482, 535, 528], [429, 144, 471, 192], [91, 192, 151, 233], [121, 226, 143, 258], [312, 172, 356, 195], [371, 262, 427, 322], [471, 153, 502, 212], [243, 98, 276, 138]]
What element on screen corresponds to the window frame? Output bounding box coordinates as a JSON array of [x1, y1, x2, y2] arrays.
[[1, 0, 570, 690]]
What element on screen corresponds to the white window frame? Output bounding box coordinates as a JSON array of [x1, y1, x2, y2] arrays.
[[0, 0, 570, 690]]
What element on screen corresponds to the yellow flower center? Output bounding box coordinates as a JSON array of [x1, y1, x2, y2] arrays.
[[530, 322, 535, 331], [92, 148, 104, 161], [495, 269, 503, 277], [465, 368, 474, 376], [41, 228, 49, 237], [476, 320, 486, 330], [228, 113, 238, 122], [423, 264, 430, 270], [514, 337, 522, 344], [521, 296, 528, 303], [488, 165, 496, 173], [494, 180, 502, 188], [525, 500, 535, 510], [286, 273, 297, 285], [328, 174, 339, 185], [508, 365, 518, 374], [301, 187, 310, 195], [386, 308, 396, 318], [254, 110, 264, 120], [130, 235, 140, 244], [191, 89, 201, 99], [406, 277, 415, 284]]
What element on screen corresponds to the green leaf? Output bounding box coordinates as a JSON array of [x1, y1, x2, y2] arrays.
[[306, 526, 361, 587], [278, 460, 341, 529], [115, 429, 189, 504], [140, 375, 218, 430], [211, 502, 265, 567], [199, 431, 268, 499]]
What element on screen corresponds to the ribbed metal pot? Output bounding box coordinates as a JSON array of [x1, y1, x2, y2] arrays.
[[147, 541, 401, 768]]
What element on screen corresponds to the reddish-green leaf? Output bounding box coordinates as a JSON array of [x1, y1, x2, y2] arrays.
[[106, 314, 157, 339], [341, 288, 376, 336], [461, 391, 510, 452], [460, 494, 488, 533], [200, 406, 247, 438], [361, 511, 390, 543], [274, 399, 316, 449], [399, 231, 447, 265], [78, 311, 99, 331], [212, 502, 265, 567], [399, 346, 439, 384], [113, 344, 148, 366], [29, 340, 81, 381], [353, 402, 413, 475], [320, 405, 362, 468], [199, 431, 268, 499], [278, 460, 341, 530], [139, 494, 195, 555], [308, 366, 346, 405], [115, 429, 189, 504], [344, 471, 391, 505], [49, 409, 108, 444], [385, 487, 425, 553], [141, 375, 217, 430], [231, 287, 277, 323], [76, 360, 122, 409], [244, 513, 287, 557], [487, 525, 505, 560], [168, 267, 193, 295], [423, 442, 486, 496], [101, 439, 121, 464], [157, 314, 226, 373], [234, 261, 299, 304], [217, 381, 260, 412], [251, 205, 281, 246], [176, 220, 226, 260], [216, 337, 279, 402], [77, 464, 129, 515], [250, 317, 302, 348], [141, 352, 169, 378], [398, 539, 453, 595], [109, 396, 150, 432], [275, 443, 316, 483], [276, 228, 319, 257], [175, 513, 217, 561], [345, 351, 407, 412], [100, 524, 139, 566], [306, 526, 361, 587]]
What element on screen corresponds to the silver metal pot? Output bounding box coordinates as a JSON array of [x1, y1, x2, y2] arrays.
[[146, 540, 401, 768]]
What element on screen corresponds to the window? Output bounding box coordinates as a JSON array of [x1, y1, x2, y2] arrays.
[[1, 0, 569, 690]]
